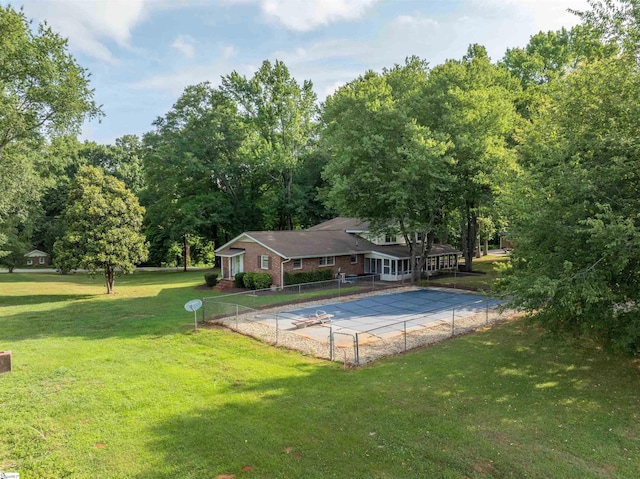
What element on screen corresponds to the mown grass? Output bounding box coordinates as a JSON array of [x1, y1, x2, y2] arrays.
[[1, 271, 639, 478], [422, 255, 510, 293]]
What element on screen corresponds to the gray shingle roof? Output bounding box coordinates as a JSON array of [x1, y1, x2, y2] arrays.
[[216, 218, 461, 259], [245, 230, 376, 258], [307, 217, 370, 232]]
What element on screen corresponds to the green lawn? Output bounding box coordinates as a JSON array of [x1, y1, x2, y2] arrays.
[[422, 255, 510, 293], [1, 271, 639, 478]]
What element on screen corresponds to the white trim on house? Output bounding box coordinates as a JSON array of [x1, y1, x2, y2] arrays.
[[216, 233, 286, 259]]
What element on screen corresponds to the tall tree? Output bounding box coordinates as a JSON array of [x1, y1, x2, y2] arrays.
[[0, 5, 100, 252], [420, 45, 521, 272], [142, 83, 255, 266], [82, 136, 145, 193], [0, 6, 100, 152], [54, 166, 148, 294], [322, 59, 452, 282], [501, 4, 640, 354], [221, 60, 317, 230]]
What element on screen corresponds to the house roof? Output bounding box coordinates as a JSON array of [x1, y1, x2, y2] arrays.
[[24, 249, 49, 258], [307, 217, 370, 232], [217, 230, 377, 259], [216, 229, 461, 260]]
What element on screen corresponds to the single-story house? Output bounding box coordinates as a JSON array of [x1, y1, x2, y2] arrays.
[[215, 218, 461, 287], [24, 249, 50, 267]]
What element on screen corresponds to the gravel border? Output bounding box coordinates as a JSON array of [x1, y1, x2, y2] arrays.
[[205, 286, 519, 366]]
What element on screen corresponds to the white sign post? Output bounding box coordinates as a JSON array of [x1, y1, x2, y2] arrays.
[[184, 299, 203, 332]]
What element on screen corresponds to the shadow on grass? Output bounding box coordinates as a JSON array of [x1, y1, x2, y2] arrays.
[[131, 322, 640, 479], [0, 294, 97, 307], [0, 283, 206, 342]]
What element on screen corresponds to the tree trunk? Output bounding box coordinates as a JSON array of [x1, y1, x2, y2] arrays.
[[105, 265, 115, 294], [461, 202, 477, 272], [483, 238, 489, 256], [283, 170, 293, 231], [413, 231, 434, 283], [183, 234, 190, 272], [476, 237, 482, 258]]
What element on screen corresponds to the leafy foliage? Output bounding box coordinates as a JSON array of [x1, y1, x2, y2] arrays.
[[0, 5, 100, 256], [502, 51, 640, 353], [284, 268, 334, 285], [204, 272, 218, 287], [234, 272, 246, 288], [322, 58, 452, 281], [54, 166, 148, 294], [241, 272, 273, 290], [421, 45, 521, 271], [0, 5, 101, 151], [221, 60, 318, 230], [142, 83, 259, 265]]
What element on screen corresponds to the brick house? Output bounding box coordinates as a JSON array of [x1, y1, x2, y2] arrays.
[[24, 249, 50, 267], [215, 218, 461, 287]]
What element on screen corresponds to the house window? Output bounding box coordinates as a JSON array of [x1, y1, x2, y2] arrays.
[[293, 258, 302, 269], [26, 259, 33, 266], [318, 256, 335, 267], [385, 234, 393, 244], [39, 257, 45, 265], [260, 255, 269, 270], [350, 254, 357, 264]]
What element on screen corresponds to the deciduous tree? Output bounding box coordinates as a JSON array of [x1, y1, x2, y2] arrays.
[[54, 166, 148, 294], [501, 41, 640, 354], [322, 59, 452, 282], [221, 60, 317, 230], [420, 45, 521, 272]]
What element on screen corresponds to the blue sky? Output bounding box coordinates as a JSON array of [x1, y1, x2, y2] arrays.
[[9, 0, 589, 145]]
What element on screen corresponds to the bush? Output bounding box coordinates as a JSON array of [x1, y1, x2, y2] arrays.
[[240, 272, 273, 290], [284, 269, 334, 285], [242, 272, 255, 289], [204, 272, 218, 287], [253, 272, 272, 290], [234, 272, 246, 288]]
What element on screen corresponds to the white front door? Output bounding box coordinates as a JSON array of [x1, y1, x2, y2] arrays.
[[232, 255, 244, 276]]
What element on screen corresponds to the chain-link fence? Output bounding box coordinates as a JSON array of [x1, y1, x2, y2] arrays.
[[204, 286, 513, 367], [202, 274, 402, 321]]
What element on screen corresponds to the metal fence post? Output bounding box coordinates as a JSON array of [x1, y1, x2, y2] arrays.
[[276, 314, 279, 345], [236, 304, 239, 329], [404, 321, 407, 352], [338, 278, 341, 298], [486, 300, 489, 325], [452, 308, 455, 337], [329, 326, 334, 361]]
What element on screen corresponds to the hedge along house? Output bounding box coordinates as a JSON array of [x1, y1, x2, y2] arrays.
[[215, 218, 461, 287]]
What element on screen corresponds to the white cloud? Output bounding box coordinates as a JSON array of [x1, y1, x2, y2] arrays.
[[16, 0, 150, 63], [222, 44, 237, 60], [172, 35, 197, 59], [474, 0, 588, 33], [223, 0, 379, 31], [393, 15, 439, 28]]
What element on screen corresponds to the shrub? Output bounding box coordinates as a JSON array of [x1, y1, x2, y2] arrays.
[[253, 272, 272, 290], [284, 269, 334, 285], [204, 272, 218, 287], [242, 272, 255, 290], [234, 272, 246, 288]]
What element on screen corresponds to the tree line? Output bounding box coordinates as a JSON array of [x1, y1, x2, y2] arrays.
[[2, 1, 640, 353]]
